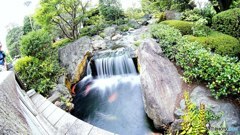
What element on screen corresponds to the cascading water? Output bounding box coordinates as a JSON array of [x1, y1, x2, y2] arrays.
[[71, 52, 156, 135]]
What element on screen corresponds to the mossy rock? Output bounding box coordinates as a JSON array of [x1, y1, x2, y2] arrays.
[[185, 31, 240, 57], [161, 20, 193, 35]]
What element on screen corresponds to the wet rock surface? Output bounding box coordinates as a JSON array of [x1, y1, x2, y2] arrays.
[[138, 39, 182, 129]]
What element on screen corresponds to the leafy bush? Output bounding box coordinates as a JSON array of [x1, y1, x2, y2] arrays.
[[80, 24, 105, 37], [180, 91, 207, 135], [52, 38, 71, 48], [153, 12, 166, 23], [151, 24, 240, 99], [150, 24, 182, 59], [14, 55, 62, 95], [175, 41, 240, 98], [100, 4, 124, 21], [212, 8, 240, 38], [185, 31, 240, 56], [125, 8, 144, 20], [181, 5, 216, 25], [118, 24, 130, 32], [20, 29, 52, 60], [161, 20, 193, 35], [85, 8, 104, 26], [192, 19, 211, 37]]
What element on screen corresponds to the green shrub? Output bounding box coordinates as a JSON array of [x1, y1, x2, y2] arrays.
[[175, 41, 240, 98], [181, 91, 207, 135], [52, 38, 71, 48], [85, 7, 104, 26], [161, 20, 193, 35], [151, 24, 182, 59], [212, 8, 240, 38], [185, 31, 240, 56], [118, 24, 130, 32], [80, 24, 105, 37], [125, 8, 144, 20], [153, 12, 166, 23], [151, 24, 240, 99], [100, 4, 124, 21], [20, 29, 52, 60], [14, 56, 62, 95], [192, 19, 211, 37], [181, 5, 216, 25]]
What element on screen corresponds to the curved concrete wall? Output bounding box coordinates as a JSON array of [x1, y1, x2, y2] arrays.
[[0, 71, 29, 134], [0, 71, 116, 135]]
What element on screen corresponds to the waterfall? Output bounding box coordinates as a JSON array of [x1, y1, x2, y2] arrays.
[[71, 51, 155, 135], [94, 54, 137, 77]]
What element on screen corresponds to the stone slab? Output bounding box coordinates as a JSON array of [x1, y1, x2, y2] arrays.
[[37, 100, 51, 113], [89, 126, 115, 135], [66, 120, 93, 135], [47, 107, 65, 126], [42, 103, 58, 118], [55, 113, 78, 134]]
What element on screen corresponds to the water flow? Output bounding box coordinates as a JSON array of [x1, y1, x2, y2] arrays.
[[94, 54, 137, 77], [72, 52, 156, 135]]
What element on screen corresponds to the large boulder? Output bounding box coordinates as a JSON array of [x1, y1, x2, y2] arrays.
[[138, 39, 182, 129], [58, 36, 91, 80], [190, 86, 240, 133]]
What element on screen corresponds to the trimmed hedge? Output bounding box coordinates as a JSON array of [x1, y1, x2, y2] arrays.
[[175, 41, 240, 98], [161, 20, 193, 35], [185, 31, 240, 57], [151, 24, 182, 59], [212, 8, 240, 38], [150, 23, 240, 99]]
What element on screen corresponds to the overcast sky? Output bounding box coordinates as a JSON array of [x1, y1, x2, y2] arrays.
[[0, 0, 39, 51]]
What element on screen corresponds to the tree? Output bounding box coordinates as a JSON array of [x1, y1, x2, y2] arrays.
[[35, 0, 91, 40], [99, 0, 124, 21], [141, 0, 194, 13], [6, 26, 23, 57], [20, 29, 52, 60], [209, 0, 237, 13]]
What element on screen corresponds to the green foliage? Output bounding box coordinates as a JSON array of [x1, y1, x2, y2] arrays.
[[192, 19, 210, 37], [185, 31, 240, 57], [52, 38, 72, 48], [161, 20, 194, 35], [175, 41, 240, 98], [118, 24, 130, 32], [100, 5, 124, 21], [153, 12, 166, 23], [231, 0, 240, 8], [181, 5, 216, 25], [180, 91, 207, 135], [150, 24, 182, 60], [6, 26, 23, 57], [151, 24, 240, 99], [14, 53, 63, 95], [5, 52, 13, 63], [23, 16, 33, 35], [208, 121, 227, 135], [85, 7, 104, 26], [141, 0, 194, 13], [20, 29, 52, 60], [125, 8, 145, 20], [80, 24, 106, 37], [35, 0, 89, 40], [212, 8, 240, 38]]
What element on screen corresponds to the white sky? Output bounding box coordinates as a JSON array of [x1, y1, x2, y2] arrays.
[[0, 0, 39, 51]]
